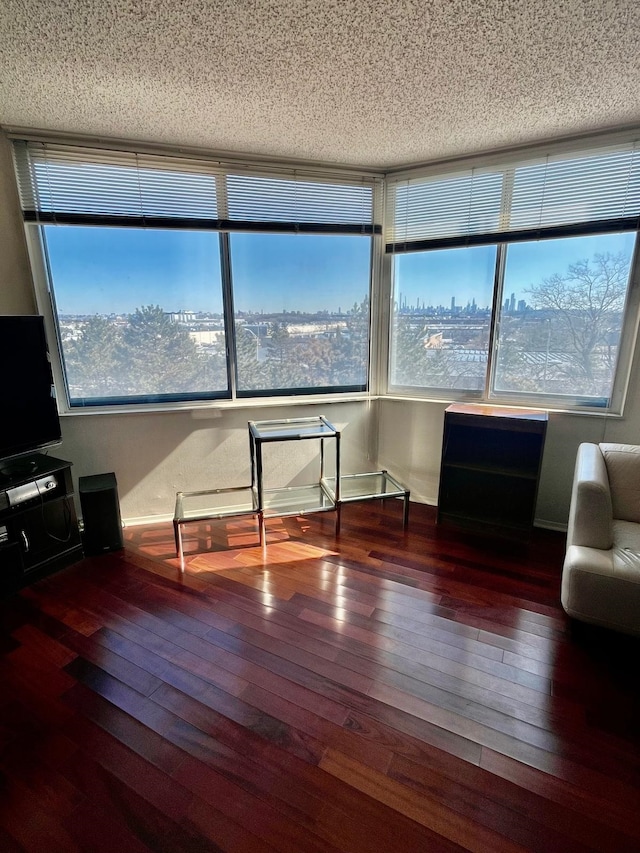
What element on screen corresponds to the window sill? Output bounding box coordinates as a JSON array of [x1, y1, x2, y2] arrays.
[[381, 392, 625, 418], [58, 389, 626, 419], [58, 391, 377, 417]]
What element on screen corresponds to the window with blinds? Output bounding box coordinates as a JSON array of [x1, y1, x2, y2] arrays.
[[386, 141, 640, 252], [13, 135, 640, 414], [386, 140, 640, 412], [13, 140, 380, 234], [13, 140, 380, 407]]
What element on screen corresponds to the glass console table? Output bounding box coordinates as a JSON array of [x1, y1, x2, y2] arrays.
[[173, 416, 410, 570]]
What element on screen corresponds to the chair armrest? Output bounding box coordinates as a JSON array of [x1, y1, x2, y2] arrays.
[[566, 443, 613, 550]]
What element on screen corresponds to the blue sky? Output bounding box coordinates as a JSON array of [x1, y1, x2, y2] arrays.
[[44, 225, 636, 316], [395, 232, 636, 309], [44, 227, 371, 315]]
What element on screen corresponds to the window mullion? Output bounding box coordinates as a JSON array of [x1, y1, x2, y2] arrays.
[[219, 232, 238, 400], [484, 166, 514, 400], [485, 243, 507, 400]]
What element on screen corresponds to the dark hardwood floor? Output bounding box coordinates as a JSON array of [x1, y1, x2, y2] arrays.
[[1, 500, 639, 852]]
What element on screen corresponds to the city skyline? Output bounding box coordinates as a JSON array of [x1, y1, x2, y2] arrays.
[[44, 225, 635, 316], [394, 231, 635, 311]]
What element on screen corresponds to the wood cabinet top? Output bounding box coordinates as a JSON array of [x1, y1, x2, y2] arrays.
[[445, 403, 548, 422]]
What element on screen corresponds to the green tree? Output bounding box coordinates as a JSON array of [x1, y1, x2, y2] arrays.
[[236, 324, 265, 390], [119, 305, 206, 395], [63, 315, 124, 399], [392, 315, 486, 389], [331, 297, 370, 385], [267, 320, 290, 362], [496, 252, 631, 396]]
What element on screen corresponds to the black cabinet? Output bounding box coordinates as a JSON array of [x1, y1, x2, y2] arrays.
[[437, 404, 548, 534], [0, 454, 83, 593]]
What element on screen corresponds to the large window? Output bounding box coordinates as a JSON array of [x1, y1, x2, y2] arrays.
[[493, 234, 635, 402], [389, 245, 496, 392], [231, 233, 370, 394], [13, 141, 379, 407], [45, 226, 227, 405], [12, 135, 640, 415], [386, 141, 640, 411]]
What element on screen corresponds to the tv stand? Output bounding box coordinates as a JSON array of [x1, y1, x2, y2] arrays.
[[0, 453, 83, 594]]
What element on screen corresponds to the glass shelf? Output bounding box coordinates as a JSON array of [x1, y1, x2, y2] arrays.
[[323, 471, 408, 503], [174, 487, 257, 523], [249, 415, 341, 543], [173, 486, 259, 569], [323, 471, 410, 527], [174, 420, 410, 569], [248, 415, 338, 442], [260, 483, 336, 518]]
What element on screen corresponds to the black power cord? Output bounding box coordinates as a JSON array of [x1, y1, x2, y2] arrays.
[[37, 483, 73, 544]]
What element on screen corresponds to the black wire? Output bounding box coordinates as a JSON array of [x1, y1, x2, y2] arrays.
[[38, 483, 73, 544]]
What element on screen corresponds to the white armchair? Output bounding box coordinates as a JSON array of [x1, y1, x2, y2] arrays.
[[562, 443, 640, 636]]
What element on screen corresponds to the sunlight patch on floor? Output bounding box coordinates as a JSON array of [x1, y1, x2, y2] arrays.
[[188, 538, 338, 573]]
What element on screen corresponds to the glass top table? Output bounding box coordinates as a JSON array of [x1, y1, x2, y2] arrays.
[[324, 470, 410, 527], [248, 416, 338, 442], [324, 470, 408, 502], [172, 417, 409, 570], [174, 487, 257, 522], [249, 416, 342, 543]]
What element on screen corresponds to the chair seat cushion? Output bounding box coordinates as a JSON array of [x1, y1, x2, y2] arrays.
[[612, 519, 640, 580]]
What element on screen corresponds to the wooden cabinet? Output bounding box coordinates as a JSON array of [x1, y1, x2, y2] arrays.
[[437, 404, 548, 534], [0, 454, 83, 593]]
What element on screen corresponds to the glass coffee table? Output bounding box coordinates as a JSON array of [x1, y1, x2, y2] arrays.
[[173, 417, 410, 569]]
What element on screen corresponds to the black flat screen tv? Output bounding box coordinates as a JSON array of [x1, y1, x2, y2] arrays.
[[0, 315, 62, 467]]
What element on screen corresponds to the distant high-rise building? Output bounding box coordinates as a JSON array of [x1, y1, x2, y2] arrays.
[[451, 296, 455, 312], [509, 293, 516, 312]]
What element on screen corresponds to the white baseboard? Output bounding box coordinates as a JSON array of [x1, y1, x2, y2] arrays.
[[122, 513, 174, 528]]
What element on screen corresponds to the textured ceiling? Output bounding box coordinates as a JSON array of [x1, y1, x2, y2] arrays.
[[1, 0, 640, 169]]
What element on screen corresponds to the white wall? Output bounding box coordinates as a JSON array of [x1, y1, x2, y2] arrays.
[[3, 129, 640, 529], [59, 400, 377, 522]]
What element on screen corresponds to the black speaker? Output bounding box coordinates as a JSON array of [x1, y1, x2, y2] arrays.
[[79, 472, 124, 555]]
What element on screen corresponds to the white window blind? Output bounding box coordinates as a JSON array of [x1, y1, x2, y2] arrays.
[[226, 174, 375, 231], [12, 140, 381, 235], [12, 141, 219, 224], [386, 140, 640, 252]]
